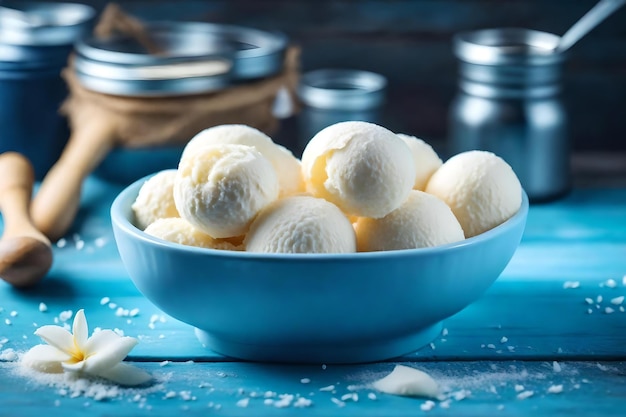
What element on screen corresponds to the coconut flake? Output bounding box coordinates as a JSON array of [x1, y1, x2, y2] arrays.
[[547, 384, 563, 394], [372, 365, 439, 398], [294, 397, 313, 408], [516, 390, 534, 400]]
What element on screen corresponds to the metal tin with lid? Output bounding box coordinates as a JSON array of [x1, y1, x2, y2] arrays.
[[297, 69, 387, 147], [73, 22, 289, 97], [449, 28, 570, 202]]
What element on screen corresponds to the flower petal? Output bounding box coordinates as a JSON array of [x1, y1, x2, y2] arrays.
[[72, 309, 88, 351], [83, 334, 138, 374], [83, 329, 122, 354], [34, 325, 75, 355], [61, 360, 86, 372], [21, 344, 70, 373], [93, 362, 152, 386]]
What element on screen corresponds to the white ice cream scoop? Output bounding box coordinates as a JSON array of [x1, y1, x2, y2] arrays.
[[425, 150, 522, 238], [181, 124, 303, 197], [355, 190, 464, 252], [132, 169, 179, 230], [174, 143, 279, 238], [301, 121, 415, 218], [245, 195, 356, 254]]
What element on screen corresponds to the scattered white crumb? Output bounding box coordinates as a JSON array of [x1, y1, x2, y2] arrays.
[[129, 308, 140, 317], [587, 308, 593, 314], [100, 297, 110, 305], [330, 397, 345, 407], [236, 398, 249, 408], [273, 394, 294, 408], [514, 384, 524, 392], [429, 342, 436, 350], [584, 297, 594, 305], [293, 397, 313, 408], [0, 348, 18, 361], [620, 306, 625, 312], [517, 390, 534, 400], [610, 296, 624, 305], [10, 311, 18, 317], [108, 303, 117, 310], [341, 393, 358, 402], [94, 237, 107, 248], [442, 328, 448, 336], [500, 337, 508, 344], [59, 311, 73, 322], [605, 307, 615, 314], [547, 385, 563, 394], [440, 399, 451, 408], [597, 295, 603, 303], [38, 303, 48, 312], [597, 363, 609, 371], [420, 400, 436, 411], [487, 344, 496, 349], [5, 319, 11, 325], [367, 392, 377, 400], [622, 275, 626, 286], [75, 240, 85, 251], [300, 378, 311, 384], [319, 385, 335, 392], [605, 279, 617, 288], [507, 346, 515, 352], [452, 389, 471, 401], [563, 281, 580, 289], [159, 361, 170, 367], [164, 391, 177, 399], [553, 361, 562, 372]]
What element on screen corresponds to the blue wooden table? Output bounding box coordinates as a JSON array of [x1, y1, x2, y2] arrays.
[[1, 177, 625, 416]]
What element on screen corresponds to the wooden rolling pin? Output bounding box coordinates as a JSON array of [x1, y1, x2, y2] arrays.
[[31, 118, 115, 242], [0, 152, 52, 287]]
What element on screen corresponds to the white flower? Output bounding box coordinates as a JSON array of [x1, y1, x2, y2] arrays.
[[21, 309, 151, 386]]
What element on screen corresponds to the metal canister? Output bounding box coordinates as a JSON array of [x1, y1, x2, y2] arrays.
[[0, 2, 95, 179], [449, 28, 570, 202], [297, 69, 387, 149]]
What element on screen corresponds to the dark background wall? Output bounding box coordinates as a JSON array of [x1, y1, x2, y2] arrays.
[[48, 1, 626, 153]]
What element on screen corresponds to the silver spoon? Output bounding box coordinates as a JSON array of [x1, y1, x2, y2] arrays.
[[556, 0, 625, 53]]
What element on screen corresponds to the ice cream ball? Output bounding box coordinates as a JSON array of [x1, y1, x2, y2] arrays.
[[301, 121, 415, 218], [245, 195, 356, 254], [396, 133, 443, 191], [425, 150, 522, 238], [355, 190, 465, 252], [181, 124, 304, 197], [174, 143, 279, 239], [144, 218, 243, 250], [132, 169, 179, 230]]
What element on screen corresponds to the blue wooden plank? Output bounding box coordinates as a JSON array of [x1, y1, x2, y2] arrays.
[[0, 360, 624, 416]]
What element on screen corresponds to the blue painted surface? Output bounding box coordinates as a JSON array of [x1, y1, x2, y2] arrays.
[[1, 178, 626, 415]]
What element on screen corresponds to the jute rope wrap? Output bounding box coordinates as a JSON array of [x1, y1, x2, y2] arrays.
[[31, 3, 300, 242]]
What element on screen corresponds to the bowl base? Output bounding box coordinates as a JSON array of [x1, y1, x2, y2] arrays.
[[194, 322, 443, 364]]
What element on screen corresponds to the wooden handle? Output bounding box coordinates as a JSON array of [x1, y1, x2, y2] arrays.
[[31, 121, 116, 242], [0, 152, 48, 244]]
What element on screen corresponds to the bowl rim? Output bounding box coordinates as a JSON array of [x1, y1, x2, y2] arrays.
[[111, 172, 529, 261]]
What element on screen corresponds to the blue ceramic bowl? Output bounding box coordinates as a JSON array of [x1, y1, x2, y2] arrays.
[[111, 175, 528, 364]]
